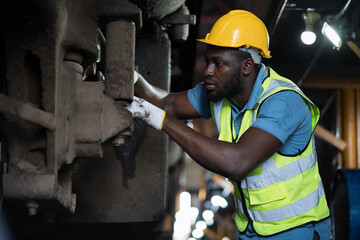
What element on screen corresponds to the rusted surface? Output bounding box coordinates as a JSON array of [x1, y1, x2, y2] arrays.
[[105, 21, 135, 101], [131, 0, 186, 19], [0, 0, 188, 231], [69, 31, 171, 223], [0, 0, 135, 213], [0, 2, 201, 240]]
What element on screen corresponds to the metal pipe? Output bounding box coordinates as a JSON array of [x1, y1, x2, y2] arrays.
[[335, 0, 352, 20], [97, 28, 106, 45], [320, 91, 337, 117], [270, 0, 288, 39], [342, 88, 357, 169], [346, 40, 360, 58], [297, 38, 327, 87]]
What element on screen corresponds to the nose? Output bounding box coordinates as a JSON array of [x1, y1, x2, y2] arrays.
[[204, 62, 214, 77]]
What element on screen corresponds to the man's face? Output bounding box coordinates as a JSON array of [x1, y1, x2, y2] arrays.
[[203, 45, 244, 102]]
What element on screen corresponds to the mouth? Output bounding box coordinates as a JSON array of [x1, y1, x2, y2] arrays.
[[205, 79, 216, 91]]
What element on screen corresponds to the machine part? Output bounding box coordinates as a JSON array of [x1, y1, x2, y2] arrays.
[[26, 201, 39, 216], [97, 0, 142, 29], [159, 4, 196, 42], [104, 20, 136, 101], [1, 0, 134, 214], [1, 1, 195, 239], [66, 31, 171, 223], [64, 60, 133, 162], [330, 169, 360, 240], [131, 0, 186, 20], [97, 0, 141, 102], [0, 93, 55, 131], [112, 124, 134, 146]]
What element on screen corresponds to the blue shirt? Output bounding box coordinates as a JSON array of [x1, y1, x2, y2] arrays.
[[187, 64, 313, 155], [239, 218, 331, 240]]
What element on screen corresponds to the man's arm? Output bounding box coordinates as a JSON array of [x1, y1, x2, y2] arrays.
[[126, 94, 282, 181], [131, 74, 282, 181], [134, 73, 200, 120], [162, 114, 282, 182]]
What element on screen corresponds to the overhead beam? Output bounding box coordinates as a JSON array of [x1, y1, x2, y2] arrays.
[[300, 77, 360, 89]]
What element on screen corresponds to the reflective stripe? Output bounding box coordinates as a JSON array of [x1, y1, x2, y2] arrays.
[[235, 199, 245, 221], [247, 181, 325, 222], [258, 78, 315, 108], [212, 100, 223, 133], [241, 140, 317, 189], [211, 67, 328, 234], [235, 196, 245, 214]]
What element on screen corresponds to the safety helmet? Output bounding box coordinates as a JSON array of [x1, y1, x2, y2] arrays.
[[197, 10, 271, 58]]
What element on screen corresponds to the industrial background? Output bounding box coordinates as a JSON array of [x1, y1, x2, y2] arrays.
[[0, 0, 359, 239]]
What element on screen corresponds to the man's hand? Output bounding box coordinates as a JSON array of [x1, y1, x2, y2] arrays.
[[126, 96, 166, 130]]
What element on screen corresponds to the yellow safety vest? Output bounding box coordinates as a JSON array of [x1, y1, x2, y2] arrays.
[[210, 67, 329, 236]]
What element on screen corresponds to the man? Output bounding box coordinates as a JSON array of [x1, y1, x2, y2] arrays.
[[127, 10, 331, 239]]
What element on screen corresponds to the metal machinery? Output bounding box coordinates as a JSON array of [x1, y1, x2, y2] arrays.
[[0, 0, 199, 239]]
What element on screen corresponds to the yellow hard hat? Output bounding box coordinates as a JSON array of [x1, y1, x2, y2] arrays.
[[197, 10, 271, 58]]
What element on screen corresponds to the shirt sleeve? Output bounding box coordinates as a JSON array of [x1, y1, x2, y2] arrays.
[[251, 90, 313, 154], [187, 82, 212, 120]]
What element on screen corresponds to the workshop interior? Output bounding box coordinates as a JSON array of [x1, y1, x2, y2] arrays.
[[0, 0, 360, 239]]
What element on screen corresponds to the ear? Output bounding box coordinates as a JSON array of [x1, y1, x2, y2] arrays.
[[242, 58, 255, 75]]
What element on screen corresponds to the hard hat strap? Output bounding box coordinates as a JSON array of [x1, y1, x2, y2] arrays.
[[238, 46, 262, 64]]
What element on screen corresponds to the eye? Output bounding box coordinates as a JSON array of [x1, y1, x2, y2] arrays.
[[214, 61, 223, 67]]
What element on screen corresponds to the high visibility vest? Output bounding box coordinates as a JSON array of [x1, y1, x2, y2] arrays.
[[210, 67, 329, 236]]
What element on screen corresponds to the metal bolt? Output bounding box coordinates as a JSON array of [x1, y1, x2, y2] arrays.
[[26, 201, 39, 216]]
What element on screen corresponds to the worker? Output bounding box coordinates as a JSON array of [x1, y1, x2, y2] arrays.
[[127, 10, 331, 240]]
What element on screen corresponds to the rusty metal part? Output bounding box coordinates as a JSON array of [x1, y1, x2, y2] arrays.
[[159, 4, 196, 25], [112, 124, 134, 146], [131, 0, 186, 20], [63, 60, 133, 162], [26, 201, 39, 216], [1, 0, 135, 214], [104, 20, 135, 101], [0, 93, 55, 130], [67, 31, 171, 223], [0, 0, 184, 233], [97, 0, 141, 102], [97, 0, 142, 29], [159, 4, 196, 42]]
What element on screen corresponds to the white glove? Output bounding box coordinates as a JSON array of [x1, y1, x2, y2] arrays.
[[126, 96, 166, 130]]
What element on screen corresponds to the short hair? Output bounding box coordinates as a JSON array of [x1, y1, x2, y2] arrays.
[[229, 48, 251, 62], [229, 48, 261, 72]]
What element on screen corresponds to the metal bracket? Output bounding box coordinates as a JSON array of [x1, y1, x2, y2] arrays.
[[160, 13, 196, 25]]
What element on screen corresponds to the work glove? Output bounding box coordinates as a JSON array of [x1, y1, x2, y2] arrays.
[[126, 96, 166, 130]]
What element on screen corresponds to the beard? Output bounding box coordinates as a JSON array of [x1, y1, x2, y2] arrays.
[[207, 69, 244, 102]]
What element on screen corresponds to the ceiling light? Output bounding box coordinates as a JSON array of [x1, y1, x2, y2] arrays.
[[301, 11, 321, 45], [210, 195, 228, 208], [301, 31, 317, 45], [202, 209, 214, 220], [195, 220, 207, 230], [321, 21, 342, 49], [192, 228, 204, 238]]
